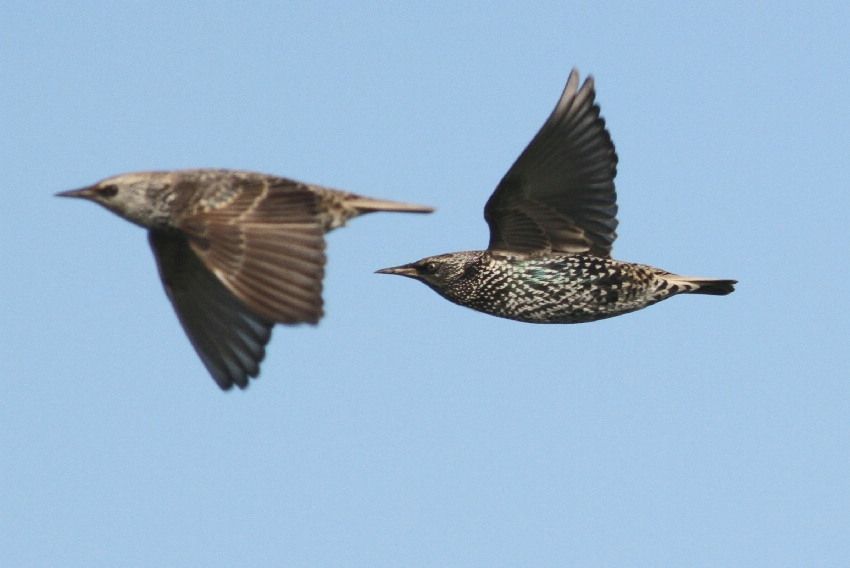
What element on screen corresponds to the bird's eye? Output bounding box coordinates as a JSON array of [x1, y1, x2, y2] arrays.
[[421, 261, 439, 275], [96, 184, 118, 198]]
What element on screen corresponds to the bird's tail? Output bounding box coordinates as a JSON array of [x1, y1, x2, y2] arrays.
[[668, 275, 737, 295], [345, 195, 435, 214]]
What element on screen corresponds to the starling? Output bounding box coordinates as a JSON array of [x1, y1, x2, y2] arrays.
[[58, 169, 433, 389], [377, 69, 735, 323]]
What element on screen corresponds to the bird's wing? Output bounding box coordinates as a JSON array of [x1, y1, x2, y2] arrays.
[[484, 69, 619, 257], [149, 231, 274, 390], [177, 178, 327, 325]]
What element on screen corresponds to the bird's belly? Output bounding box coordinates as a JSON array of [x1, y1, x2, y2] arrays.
[[467, 290, 654, 324], [456, 263, 668, 324]]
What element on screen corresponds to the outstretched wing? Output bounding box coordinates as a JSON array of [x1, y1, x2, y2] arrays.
[[149, 231, 274, 390], [178, 176, 327, 325], [484, 69, 618, 257]]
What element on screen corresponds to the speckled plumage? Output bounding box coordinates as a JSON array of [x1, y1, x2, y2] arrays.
[[399, 251, 732, 324], [378, 69, 735, 322], [58, 168, 433, 390]]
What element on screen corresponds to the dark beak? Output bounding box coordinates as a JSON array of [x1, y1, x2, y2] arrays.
[[55, 186, 94, 199], [375, 264, 420, 278]]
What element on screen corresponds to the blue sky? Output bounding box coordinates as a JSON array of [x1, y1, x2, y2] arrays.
[[3, 2, 849, 566]]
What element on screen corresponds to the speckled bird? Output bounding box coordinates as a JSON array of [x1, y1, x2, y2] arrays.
[[58, 169, 433, 389], [377, 69, 735, 323]]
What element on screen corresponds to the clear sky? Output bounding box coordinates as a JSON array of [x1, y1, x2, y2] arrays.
[[3, 2, 849, 566]]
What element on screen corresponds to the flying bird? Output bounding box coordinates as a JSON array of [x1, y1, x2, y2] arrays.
[[377, 69, 735, 323], [59, 169, 433, 389]]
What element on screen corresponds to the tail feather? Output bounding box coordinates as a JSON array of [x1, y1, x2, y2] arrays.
[[673, 276, 737, 296], [346, 195, 434, 214]]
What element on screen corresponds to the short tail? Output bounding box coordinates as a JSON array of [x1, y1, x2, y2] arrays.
[[671, 276, 737, 296], [346, 195, 434, 214]]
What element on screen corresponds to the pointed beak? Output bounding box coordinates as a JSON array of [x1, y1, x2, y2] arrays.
[[375, 264, 420, 278], [55, 186, 94, 199]]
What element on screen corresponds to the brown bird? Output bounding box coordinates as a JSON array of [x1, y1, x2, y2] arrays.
[[58, 169, 433, 390]]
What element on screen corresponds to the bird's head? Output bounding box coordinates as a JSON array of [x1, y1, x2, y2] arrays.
[[376, 252, 482, 290], [57, 172, 175, 228]]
